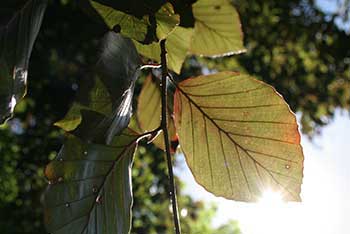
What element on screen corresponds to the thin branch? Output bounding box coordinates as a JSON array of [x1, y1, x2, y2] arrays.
[[160, 39, 182, 234]]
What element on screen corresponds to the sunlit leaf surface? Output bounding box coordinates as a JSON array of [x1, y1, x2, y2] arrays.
[[190, 0, 246, 56], [43, 130, 138, 234], [0, 0, 47, 123], [174, 72, 304, 202]]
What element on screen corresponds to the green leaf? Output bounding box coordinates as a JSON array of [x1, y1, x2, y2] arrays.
[[56, 32, 141, 143], [137, 75, 161, 133], [89, 0, 151, 43], [174, 72, 304, 202], [190, 0, 246, 56], [42, 130, 138, 234], [155, 3, 180, 40], [136, 75, 177, 150], [0, 0, 47, 123], [134, 26, 193, 73]]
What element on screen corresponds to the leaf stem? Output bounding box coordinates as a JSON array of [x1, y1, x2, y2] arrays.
[[160, 39, 181, 234]]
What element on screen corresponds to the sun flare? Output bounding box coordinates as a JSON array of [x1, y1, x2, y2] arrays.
[[258, 190, 284, 206]]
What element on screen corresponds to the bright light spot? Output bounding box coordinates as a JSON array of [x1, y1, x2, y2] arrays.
[[181, 208, 188, 217], [258, 190, 284, 206], [10, 96, 17, 112]]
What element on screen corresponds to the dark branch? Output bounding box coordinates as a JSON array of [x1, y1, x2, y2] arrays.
[[160, 39, 182, 234]]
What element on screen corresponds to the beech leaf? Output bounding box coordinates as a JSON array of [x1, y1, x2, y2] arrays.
[[42, 130, 138, 234], [136, 75, 177, 150], [134, 26, 193, 74], [174, 72, 304, 202], [190, 0, 246, 56], [0, 0, 47, 123], [55, 32, 141, 143]]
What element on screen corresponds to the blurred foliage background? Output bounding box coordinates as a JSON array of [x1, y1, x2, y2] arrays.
[[0, 0, 349, 233]]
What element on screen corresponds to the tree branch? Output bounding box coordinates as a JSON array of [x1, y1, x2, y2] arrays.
[[160, 39, 181, 234]]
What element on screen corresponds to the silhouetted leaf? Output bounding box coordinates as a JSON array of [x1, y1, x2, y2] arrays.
[[0, 0, 47, 123], [190, 0, 246, 56], [56, 32, 141, 143], [43, 130, 139, 234], [55, 77, 112, 131], [174, 72, 304, 202]]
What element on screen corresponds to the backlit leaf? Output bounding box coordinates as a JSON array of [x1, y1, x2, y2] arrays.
[[90, 0, 151, 43], [134, 26, 193, 73], [155, 3, 180, 40], [174, 72, 304, 202], [190, 0, 246, 56], [42, 130, 138, 234], [136, 75, 177, 150], [0, 0, 47, 123]]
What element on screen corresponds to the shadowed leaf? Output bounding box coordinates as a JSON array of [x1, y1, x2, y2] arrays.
[[174, 72, 304, 202], [0, 0, 47, 123], [56, 32, 141, 143], [42, 130, 139, 234]]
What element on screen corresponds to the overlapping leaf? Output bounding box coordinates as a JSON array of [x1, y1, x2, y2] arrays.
[[0, 0, 47, 123], [134, 26, 193, 73], [174, 72, 304, 202], [43, 130, 139, 234], [88, 1, 179, 44], [134, 0, 245, 73], [190, 0, 246, 56], [136, 75, 177, 150], [89, 0, 151, 43], [55, 77, 112, 131], [56, 32, 141, 143], [155, 3, 180, 40]]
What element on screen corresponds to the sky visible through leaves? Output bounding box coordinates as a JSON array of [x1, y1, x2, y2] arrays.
[[175, 1, 350, 232], [176, 110, 350, 234]]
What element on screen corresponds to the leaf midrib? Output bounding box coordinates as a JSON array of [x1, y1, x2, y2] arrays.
[[176, 83, 299, 200], [79, 139, 136, 234]]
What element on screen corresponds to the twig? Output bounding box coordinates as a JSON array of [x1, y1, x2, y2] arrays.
[[140, 64, 162, 70], [160, 39, 181, 234]]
